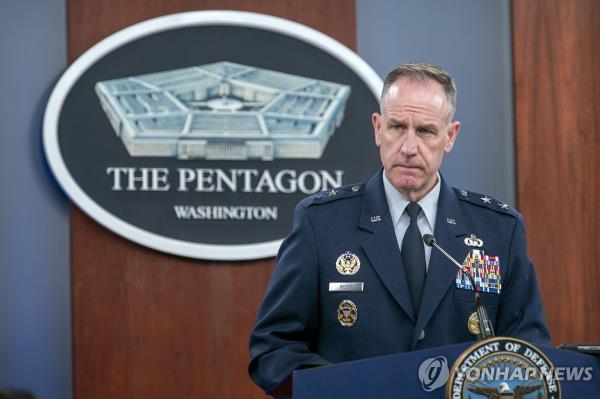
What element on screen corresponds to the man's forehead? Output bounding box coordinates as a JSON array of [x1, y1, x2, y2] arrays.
[[384, 77, 445, 102], [382, 78, 448, 117]]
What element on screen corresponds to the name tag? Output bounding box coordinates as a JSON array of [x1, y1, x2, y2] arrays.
[[328, 282, 364, 292]]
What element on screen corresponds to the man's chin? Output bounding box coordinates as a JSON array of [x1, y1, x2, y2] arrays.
[[392, 179, 422, 194], [391, 173, 436, 197]]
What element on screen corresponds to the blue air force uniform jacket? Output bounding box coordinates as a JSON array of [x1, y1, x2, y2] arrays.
[[248, 169, 550, 394]]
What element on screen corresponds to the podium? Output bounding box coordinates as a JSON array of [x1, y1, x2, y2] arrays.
[[293, 342, 600, 398]]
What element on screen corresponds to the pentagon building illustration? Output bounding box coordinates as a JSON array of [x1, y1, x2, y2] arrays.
[[95, 62, 351, 160]]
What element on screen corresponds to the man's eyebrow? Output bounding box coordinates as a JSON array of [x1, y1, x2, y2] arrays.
[[387, 117, 406, 124], [418, 122, 440, 130]]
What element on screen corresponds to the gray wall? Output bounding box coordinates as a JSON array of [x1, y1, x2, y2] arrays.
[[0, 1, 71, 399], [357, 0, 515, 204], [0, 2, 513, 399]]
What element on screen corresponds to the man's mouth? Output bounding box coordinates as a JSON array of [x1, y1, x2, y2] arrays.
[[396, 164, 421, 170]]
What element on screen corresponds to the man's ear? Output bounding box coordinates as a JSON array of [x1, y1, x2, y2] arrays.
[[372, 112, 382, 146], [444, 121, 460, 153]]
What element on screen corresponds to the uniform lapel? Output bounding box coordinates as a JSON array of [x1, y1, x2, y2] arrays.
[[359, 170, 416, 322], [413, 178, 468, 342]]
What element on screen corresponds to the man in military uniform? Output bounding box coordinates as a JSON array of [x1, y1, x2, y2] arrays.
[[248, 62, 550, 397]]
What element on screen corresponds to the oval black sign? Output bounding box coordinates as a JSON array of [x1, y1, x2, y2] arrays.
[[44, 11, 382, 260]]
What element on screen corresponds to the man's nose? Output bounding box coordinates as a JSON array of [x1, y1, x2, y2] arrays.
[[400, 130, 419, 155]]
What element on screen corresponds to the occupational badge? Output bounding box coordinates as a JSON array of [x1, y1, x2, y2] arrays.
[[456, 250, 502, 294], [468, 311, 480, 335], [337, 299, 358, 327], [464, 234, 484, 247], [336, 251, 360, 275]]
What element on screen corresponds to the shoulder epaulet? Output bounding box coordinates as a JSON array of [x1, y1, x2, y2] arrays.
[[453, 187, 520, 218], [303, 183, 365, 207]]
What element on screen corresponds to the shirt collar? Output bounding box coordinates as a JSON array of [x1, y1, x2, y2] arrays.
[[382, 171, 441, 230]]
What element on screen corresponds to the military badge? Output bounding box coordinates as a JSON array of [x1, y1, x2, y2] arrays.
[[337, 299, 358, 327], [456, 250, 502, 294], [464, 234, 483, 247], [336, 251, 361, 275], [468, 311, 480, 335]]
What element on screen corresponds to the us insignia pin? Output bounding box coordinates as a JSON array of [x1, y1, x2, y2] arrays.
[[468, 312, 480, 335], [464, 234, 483, 247], [337, 299, 358, 327], [336, 251, 361, 275], [370, 215, 381, 223]]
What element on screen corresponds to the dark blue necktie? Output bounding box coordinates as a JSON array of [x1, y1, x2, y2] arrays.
[[401, 202, 426, 313]]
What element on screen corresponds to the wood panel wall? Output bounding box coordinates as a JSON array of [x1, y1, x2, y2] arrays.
[[68, 1, 355, 398], [512, 0, 600, 345]]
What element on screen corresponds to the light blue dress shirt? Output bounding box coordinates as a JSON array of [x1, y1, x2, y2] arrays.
[[382, 172, 441, 271]]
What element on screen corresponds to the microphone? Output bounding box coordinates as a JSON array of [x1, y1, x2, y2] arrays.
[[423, 234, 495, 340]]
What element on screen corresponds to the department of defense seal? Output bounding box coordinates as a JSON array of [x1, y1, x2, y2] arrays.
[[447, 337, 561, 399]]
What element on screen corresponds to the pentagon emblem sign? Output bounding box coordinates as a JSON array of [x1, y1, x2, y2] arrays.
[[95, 62, 351, 160], [43, 11, 382, 261]]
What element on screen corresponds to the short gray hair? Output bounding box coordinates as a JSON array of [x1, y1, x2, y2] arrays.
[[381, 61, 457, 120]]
